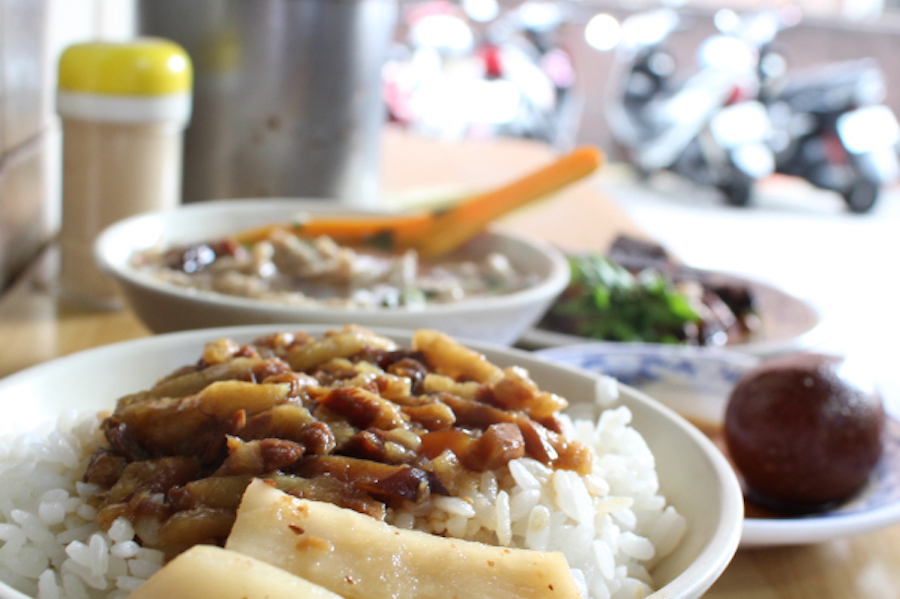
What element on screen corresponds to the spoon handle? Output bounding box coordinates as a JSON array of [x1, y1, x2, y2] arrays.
[[415, 145, 604, 258]]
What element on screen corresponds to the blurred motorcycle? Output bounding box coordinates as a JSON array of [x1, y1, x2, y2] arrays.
[[604, 9, 775, 206], [728, 9, 900, 213], [488, 1, 581, 147], [382, 0, 579, 147]]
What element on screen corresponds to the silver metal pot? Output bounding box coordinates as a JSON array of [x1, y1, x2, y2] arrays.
[[138, 0, 397, 206]]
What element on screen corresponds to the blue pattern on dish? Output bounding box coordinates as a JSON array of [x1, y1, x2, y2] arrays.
[[836, 417, 900, 516], [538, 343, 753, 397]]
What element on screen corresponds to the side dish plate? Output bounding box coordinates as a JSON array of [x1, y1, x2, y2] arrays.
[[519, 269, 827, 357], [536, 342, 900, 547]]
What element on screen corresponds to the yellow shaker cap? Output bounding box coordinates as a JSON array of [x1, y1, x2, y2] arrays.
[[58, 38, 192, 96]]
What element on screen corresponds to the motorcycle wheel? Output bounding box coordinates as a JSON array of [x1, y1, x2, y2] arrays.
[[842, 177, 879, 214], [718, 173, 753, 207]]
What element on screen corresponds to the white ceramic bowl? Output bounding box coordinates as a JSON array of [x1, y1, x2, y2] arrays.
[[94, 199, 570, 345], [0, 325, 742, 599]]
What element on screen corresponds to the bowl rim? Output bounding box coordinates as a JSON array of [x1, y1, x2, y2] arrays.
[[93, 198, 571, 317], [0, 323, 743, 599]]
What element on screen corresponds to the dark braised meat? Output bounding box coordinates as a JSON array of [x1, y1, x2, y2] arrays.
[[161, 239, 244, 274], [85, 326, 590, 552]]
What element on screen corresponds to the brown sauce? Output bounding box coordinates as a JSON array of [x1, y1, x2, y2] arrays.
[[83, 326, 593, 554]]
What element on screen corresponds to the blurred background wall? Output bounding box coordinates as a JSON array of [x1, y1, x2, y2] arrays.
[[1, 0, 899, 287], [0, 0, 134, 287], [26, 0, 900, 163], [0, 0, 54, 288]]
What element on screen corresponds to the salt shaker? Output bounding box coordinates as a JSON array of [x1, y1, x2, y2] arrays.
[[56, 38, 192, 308]]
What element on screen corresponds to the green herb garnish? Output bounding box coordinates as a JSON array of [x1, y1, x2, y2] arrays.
[[542, 255, 700, 343]]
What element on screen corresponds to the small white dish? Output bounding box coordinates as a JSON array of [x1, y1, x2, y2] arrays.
[[0, 325, 742, 599], [519, 269, 827, 357], [94, 199, 570, 345], [536, 342, 900, 547]]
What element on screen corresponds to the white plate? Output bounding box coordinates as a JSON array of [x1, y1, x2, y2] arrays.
[[0, 325, 743, 599], [519, 269, 827, 357], [536, 342, 900, 547]]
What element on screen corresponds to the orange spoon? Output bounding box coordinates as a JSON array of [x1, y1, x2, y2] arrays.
[[232, 145, 605, 258]]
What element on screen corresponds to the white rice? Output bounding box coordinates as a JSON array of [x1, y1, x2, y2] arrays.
[[0, 412, 166, 599], [0, 389, 685, 599], [386, 402, 687, 599]]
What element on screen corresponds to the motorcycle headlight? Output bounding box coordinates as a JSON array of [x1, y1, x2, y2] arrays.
[[648, 51, 675, 77]]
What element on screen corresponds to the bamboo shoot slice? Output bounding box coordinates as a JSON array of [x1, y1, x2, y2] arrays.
[[128, 544, 343, 599], [226, 479, 582, 599]]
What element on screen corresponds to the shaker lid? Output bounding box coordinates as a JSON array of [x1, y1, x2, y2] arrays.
[[58, 38, 192, 96], [57, 38, 192, 124]]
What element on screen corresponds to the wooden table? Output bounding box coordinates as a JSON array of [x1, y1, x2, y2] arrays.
[[2, 128, 899, 598]]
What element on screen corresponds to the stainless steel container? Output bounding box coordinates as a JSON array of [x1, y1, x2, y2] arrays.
[[138, 0, 397, 206]]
